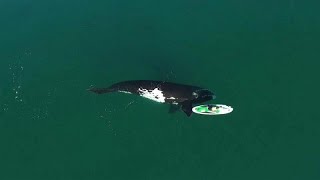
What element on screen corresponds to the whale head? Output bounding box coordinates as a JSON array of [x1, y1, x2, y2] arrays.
[[191, 89, 216, 104]]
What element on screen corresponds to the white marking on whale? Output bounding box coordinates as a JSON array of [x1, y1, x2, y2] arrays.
[[167, 97, 176, 100], [138, 87, 165, 103], [119, 90, 132, 94]]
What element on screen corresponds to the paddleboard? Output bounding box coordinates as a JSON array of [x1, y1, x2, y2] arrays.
[[192, 104, 233, 115]]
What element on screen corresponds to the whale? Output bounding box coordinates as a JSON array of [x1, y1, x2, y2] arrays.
[[88, 80, 215, 117]]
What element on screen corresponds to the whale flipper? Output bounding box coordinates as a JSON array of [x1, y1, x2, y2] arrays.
[[181, 101, 193, 117]]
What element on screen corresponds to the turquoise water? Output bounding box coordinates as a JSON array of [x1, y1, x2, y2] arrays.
[[0, 0, 319, 179]]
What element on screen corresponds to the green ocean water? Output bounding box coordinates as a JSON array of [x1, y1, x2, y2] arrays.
[[0, 0, 319, 179]]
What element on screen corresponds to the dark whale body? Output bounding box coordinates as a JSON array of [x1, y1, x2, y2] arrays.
[[89, 80, 215, 117]]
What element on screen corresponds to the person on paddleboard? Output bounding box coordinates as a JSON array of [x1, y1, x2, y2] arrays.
[[196, 105, 220, 113], [208, 105, 220, 113]]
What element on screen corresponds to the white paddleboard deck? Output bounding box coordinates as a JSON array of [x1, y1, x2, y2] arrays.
[[192, 104, 233, 115]]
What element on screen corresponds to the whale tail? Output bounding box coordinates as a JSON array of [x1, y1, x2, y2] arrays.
[[87, 87, 115, 94]]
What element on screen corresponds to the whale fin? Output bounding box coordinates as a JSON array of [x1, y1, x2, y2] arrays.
[[181, 101, 193, 117], [87, 87, 115, 94]]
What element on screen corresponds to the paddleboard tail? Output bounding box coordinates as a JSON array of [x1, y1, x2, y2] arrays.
[[87, 87, 115, 94]]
